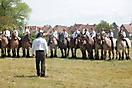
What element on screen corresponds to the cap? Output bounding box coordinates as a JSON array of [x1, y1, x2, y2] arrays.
[[75, 27, 78, 30], [109, 29, 112, 32], [91, 27, 94, 30], [5, 27, 8, 30], [85, 28, 88, 31], [101, 28, 104, 31], [63, 28, 66, 31]]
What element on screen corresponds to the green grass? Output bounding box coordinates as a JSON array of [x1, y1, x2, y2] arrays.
[[0, 49, 132, 88]]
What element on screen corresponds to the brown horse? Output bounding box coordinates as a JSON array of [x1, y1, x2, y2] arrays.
[[70, 34, 80, 58], [9, 32, 19, 57], [116, 30, 131, 60], [94, 33, 103, 60], [20, 34, 32, 57], [48, 34, 58, 58], [101, 33, 117, 60], [0, 33, 10, 57]]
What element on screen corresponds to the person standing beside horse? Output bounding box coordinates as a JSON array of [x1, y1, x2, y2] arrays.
[[32, 32, 48, 77]]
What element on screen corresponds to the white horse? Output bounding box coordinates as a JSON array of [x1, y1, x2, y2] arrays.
[[116, 30, 131, 60]]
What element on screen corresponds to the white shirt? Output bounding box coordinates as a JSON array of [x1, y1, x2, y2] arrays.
[[123, 31, 126, 37], [90, 31, 96, 38], [32, 37, 48, 54], [12, 29, 19, 37], [100, 31, 105, 35], [35, 29, 43, 35], [3, 30, 10, 37], [107, 32, 113, 38], [62, 31, 68, 38], [83, 31, 90, 36], [50, 31, 58, 39], [73, 30, 80, 37], [22, 28, 30, 35]]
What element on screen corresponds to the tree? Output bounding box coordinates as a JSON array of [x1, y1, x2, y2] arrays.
[[95, 20, 113, 33], [0, 0, 32, 30]]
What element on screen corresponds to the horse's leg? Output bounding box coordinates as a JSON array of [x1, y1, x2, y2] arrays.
[[1, 49, 5, 57], [71, 48, 74, 58], [100, 48, 103, 60], [54, 49, 57, 57], [122, 51, 124, 60], [12, 49, 16, 57], [7, 48, 11, 57], [60, 49, 64, 58], [74, 48, 77, 58], [22, 49, 26, 57], [67, 47, 70, 57], [26, 49, 30, 57], [108, 50, 112, 60], [17, 47, 20, 57], [126, 48, 130, 60], [50, 49, 53, 58]]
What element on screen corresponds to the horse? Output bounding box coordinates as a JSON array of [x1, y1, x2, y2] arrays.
[[58, 33, 70, 58], [20, 34, 32, 57], [0, 33, 10, 57], [70, 34, 80, 58], [85, 35, 95, 59], [94, 33, 103, 60], [116, 30, 131, 60], [9, 32, 19, 57], [101, 33, 117, 60], [48, 34, 58, 58]]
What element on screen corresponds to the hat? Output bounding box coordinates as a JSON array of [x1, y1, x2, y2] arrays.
[[109, 29, 112, 32], [63, 28, 66, 31], [91, 27, 94, 30], [5, 27, 8, 30], [37, 32, 43, 38], [85, 28, 88, 31], [101, 28, 104, 31], [120, 27, 124, 30], [75, 27, 78, 30]]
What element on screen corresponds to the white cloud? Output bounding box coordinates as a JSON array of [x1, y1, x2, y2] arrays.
[[22, 0, 132, 26]]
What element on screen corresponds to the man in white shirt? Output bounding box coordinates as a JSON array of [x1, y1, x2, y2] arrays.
[[61, 28, 69, 46], [50, 28, 58, 39], [35, 27, 43, 36], [83, 28, 90, 36], [100, 28, 105, 35], [32, 32, 48, 77], [107, 29, 114, 49], [120, 27, 129, 48], [90, 27, 96, 39], [72, 27, 80, 38], [22, 26, 30, 36], [3, 27, 11, 39], [12, 26, 21, 40]]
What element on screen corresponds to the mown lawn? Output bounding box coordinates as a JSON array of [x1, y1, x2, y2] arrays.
[[0, 49, 132, 88]]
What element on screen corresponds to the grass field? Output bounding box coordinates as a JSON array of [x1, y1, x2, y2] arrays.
[[0, 49, 132, 88]]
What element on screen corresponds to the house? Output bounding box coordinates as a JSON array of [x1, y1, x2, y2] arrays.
[[42, 25, 52, 33], [68, 23, 97, 34]]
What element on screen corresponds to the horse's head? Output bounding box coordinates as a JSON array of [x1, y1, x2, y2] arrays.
[[49, 34, 57, 44], [96, 33, 102, 45], [11, 32, 17, 39], [118, 29, 124, 40], [23, 34, 32, 44], [59, 33, 65, 42]]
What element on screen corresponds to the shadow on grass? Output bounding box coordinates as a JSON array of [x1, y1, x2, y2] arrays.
[[14, 75, 37, 78]]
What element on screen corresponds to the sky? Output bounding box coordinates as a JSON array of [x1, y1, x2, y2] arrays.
[[22, 0, 132, 27]]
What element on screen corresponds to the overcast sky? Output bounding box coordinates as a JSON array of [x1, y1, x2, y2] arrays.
[[22, 0, 132, 26]]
